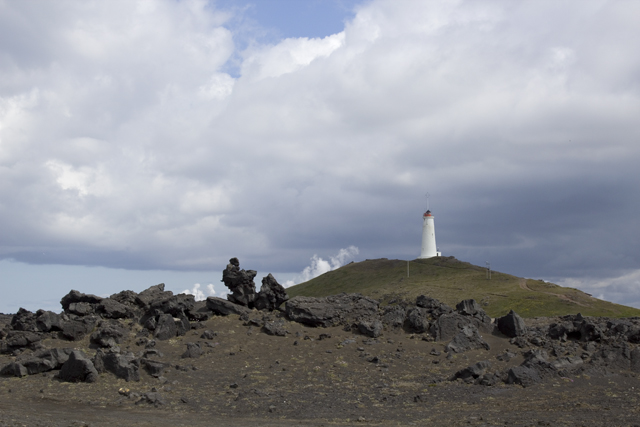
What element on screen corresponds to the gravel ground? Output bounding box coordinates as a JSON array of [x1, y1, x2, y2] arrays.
[[2, 313, 640, 426]]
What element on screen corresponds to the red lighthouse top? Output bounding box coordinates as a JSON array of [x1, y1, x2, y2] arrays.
[[423, 210, 432, 217]]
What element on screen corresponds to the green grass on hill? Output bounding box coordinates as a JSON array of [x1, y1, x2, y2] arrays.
[[286, 256, 640, 319]]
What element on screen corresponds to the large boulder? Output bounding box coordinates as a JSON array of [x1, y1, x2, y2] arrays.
[[35, 310, 63, 332], [135, 284, 174, 309], [175, 312, 191, 336], [18, 348, 73, 375], [0, 362, 28, 377], [94, 350, 140, 382], [90, 323, 128, 348], [154, 314, 178, 340], [506, 349, 557, 387], [186, 300, 213, 322], [431, 313, 476, 341], [10, 308, 38, 331], [59, 350, 99, 383], [285, 294, 380, 327], [222, 258, 258, 307], [36, 348, 73, 366], [357, 318, 383, 338], [416, 296, 453, 317], [12, 308, 63, 333], [431, 298, 494, 341], [61, 316, 97, 341], [405, 307, 430, 333], [39, 348, 73, 369], [4, 331, 43, 350], [149, 294, 196, 317], [506, 365, 542, 387], [254, 274, 289, 311], [9, 308, 62, 335], [576, 319, 603, 342], [67, 302, 95, 316], [97, 299, 130, 319], [206, 297, 252, 316], [445, 325, 490, 353], [60, 290, 103, 312], [547, 315, 605, 342], [109, 290, 139, 306], [456, 299, 492, 324], [21, 357, 56, 375], [381, 305, 406, 329], [497, 310, 527, 338], [548, 321, 572, 340]]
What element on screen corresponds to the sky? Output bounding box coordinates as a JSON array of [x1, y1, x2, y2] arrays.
[[1, 0, 639, 313]]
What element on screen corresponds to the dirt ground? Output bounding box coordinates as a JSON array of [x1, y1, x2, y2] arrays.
[[2, 313, 640, 427]]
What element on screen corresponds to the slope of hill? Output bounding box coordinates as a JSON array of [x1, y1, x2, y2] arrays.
[[286, 256, 640, 318]]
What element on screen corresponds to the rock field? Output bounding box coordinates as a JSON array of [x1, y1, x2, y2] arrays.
[[2, 258, 640, 426]]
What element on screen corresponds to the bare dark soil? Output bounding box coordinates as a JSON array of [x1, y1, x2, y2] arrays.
[[2, 314, 640, 426]]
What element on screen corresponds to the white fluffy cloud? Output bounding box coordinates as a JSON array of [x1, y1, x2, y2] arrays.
[[553, 269, 640, 309], [283, 246, 359, 287], [1, 0, 640, 307], [241, 33, 345, 81], [181, 282, 218, 301]]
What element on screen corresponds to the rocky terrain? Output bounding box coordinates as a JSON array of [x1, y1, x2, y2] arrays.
[[2, 258, 640, 426]]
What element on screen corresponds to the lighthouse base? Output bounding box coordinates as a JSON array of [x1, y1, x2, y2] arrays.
[[418, 251, 442, 259]]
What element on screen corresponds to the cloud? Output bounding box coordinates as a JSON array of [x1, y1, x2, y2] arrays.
[[241, 33, 345, 81], [0, 0, 639, 309], [180, 283, 218, 302], [549, 269, 640, 309], [283, 246, 359, 287]]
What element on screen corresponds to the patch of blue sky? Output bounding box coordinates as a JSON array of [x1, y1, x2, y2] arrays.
[[213, 0, 367, 76]]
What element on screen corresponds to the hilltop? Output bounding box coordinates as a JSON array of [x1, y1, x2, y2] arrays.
[[286, 256, 640, 318]]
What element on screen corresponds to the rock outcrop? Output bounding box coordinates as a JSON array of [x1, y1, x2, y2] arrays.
[[254, 274, 289, 311], [90, 322, 128, 348], [94, 349, 140, 382], [206, 297, 252, 316], [497, 310, 527, 338], [405, 307, 430, 333], [60, 290, 104, 312], [416, 296, 453, 317], [445, 325, 491, 353], [381, 305, 406, 329], [285, 294, 379, 327], [223, 257, 258, 307], [58, 350, 99, 383], [17, 348, 73, 375]]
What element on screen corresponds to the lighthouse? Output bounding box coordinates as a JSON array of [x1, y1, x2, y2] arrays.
[[419, 210, 441, 258]]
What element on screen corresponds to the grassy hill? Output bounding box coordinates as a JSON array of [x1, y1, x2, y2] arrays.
[[286, 256, 640, 318]]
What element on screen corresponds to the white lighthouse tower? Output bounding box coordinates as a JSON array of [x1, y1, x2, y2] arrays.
[[419, 209, 441, 259]]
